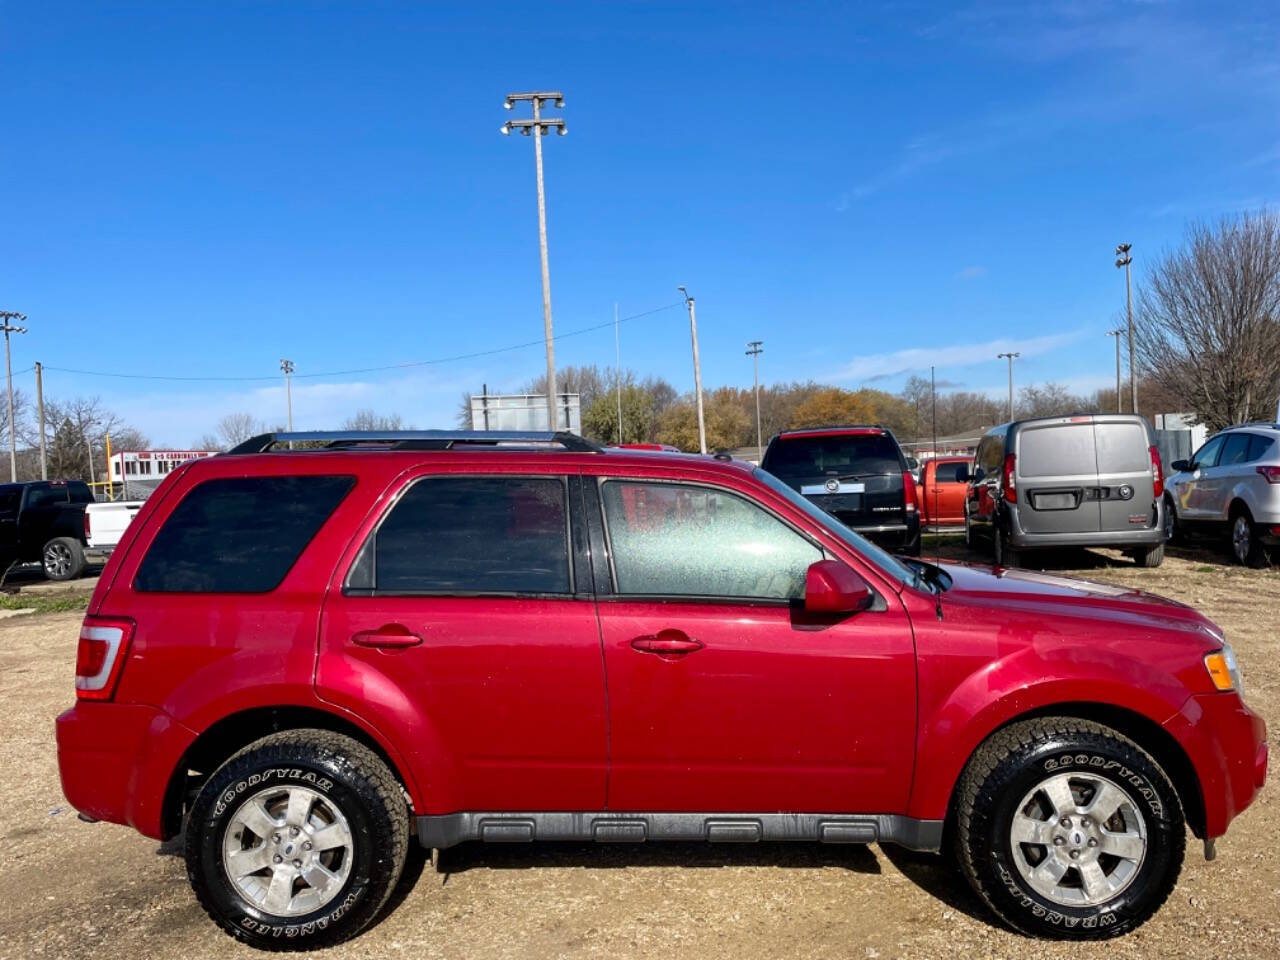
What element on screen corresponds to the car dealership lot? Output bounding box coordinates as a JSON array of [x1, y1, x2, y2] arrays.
[[1, 546, 1275, 960]]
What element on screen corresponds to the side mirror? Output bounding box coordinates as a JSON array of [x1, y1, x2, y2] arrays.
[[955, 464, 971, 483], [804, 560, 874, 614], [972, 466, 986, 483], [906, 457, 919, 471], [1170, 459, 1190, 473]]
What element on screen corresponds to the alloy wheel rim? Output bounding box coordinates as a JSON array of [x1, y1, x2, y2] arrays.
[[1009, 771, 1147, 907], [43, 542, 71, 577], [1233, 516, 1250, 561], [223, 785, 354, 918]]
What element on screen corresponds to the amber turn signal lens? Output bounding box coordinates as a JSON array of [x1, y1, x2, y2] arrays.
[[1204, 652, 1235, 691]]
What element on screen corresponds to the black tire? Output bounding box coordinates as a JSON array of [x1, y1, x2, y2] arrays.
[[994, 523, 1020, 568], [955, 717, 1184, 940], [42, 536, 85, 581], [1134, 543, 1164, 568], [185, 730, 410, 951], [1162, 498, 1181, 545], [1229, 506, 1271, 569]]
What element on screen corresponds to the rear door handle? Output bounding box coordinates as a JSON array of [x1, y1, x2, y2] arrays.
[[630, 629, 703, 658], [351, 624, 423, 649]]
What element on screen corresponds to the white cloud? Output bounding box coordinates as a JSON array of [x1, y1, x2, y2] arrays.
[[825, 329, 1090, 383]]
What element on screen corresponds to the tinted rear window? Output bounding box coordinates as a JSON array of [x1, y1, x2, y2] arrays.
[[1018, 423, 1095, 478], [347, 476, 570, 595], [1247, 434, 1275, 462], [135, 475, 354, 593], [1095, 422, 1150, 473], [763, 434, 901, 479]]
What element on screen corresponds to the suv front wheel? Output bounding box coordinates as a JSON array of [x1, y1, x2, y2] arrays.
[[185, 730, 409, 951], [955, 717, 1184, 939]]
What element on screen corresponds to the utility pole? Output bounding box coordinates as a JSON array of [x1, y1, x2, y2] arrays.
[[0, 312, 28, 482], [501, 91, 566, 430], [746, 340, 763, 462], [280, 359, 295, 430], [1106, 330, 1123, 413], [34, 361, 46, 480], [1115, 243, 1136, 414], [614, 303, 623, 443], [678, 286, 707, 454], [997, 351, 1020, 422]]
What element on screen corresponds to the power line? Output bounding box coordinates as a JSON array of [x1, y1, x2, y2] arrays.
[[40, 302, 683, 384]]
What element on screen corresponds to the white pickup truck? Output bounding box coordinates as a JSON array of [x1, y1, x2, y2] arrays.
[[83, 501, 144, 564]]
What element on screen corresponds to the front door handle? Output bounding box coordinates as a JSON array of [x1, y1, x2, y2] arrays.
[[630, 629, 703, 659], [351, 624, 423, 649]]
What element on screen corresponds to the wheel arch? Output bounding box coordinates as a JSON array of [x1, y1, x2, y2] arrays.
[[160, 705, 417, 839], [943, 701, 1206, 841]]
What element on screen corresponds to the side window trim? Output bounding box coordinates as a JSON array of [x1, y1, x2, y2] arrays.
[[342, 473, 578, 599], [592, 475, 828, 606]]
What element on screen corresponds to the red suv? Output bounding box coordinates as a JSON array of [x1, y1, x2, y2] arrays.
[[57, 431, 1267, 949]]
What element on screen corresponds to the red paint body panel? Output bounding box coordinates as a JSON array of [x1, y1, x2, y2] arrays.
[[917, 457, 970, 526], [53, 446, 1266, 853]]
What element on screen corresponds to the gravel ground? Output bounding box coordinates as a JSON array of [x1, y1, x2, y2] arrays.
[[0, 543, 1275, 960]]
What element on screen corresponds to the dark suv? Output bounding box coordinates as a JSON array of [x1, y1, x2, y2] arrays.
[[759, 426, 920, 555], [57, 431, 1266, 949]]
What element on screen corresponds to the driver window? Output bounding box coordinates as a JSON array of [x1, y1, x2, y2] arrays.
[[1192, 435, 1225, 469], [601, 481, 820, 601]]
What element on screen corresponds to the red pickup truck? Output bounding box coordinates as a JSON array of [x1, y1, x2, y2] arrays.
[[916, 456, 971, 528]]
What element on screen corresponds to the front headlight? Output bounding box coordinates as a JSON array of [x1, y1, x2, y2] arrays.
[[1205, 642, 1244, 697]]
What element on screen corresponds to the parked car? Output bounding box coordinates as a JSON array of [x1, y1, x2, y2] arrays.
[[83, 500, 145, 565], [759, 426, 920, 555], [1164, 423, 1279, 567], [965, 415, 1167, 568], [916, 456, 970, 528], [56, 430, 1267, 948], [0, 479, 99, 581]]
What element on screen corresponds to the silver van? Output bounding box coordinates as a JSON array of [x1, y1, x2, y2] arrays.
[[963, 414, 1167, 567]]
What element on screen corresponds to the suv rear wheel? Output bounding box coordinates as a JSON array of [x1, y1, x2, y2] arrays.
[[1229, 506, 1271, 568], [185, 730, 409, 951], [955, 717, 1184, 940]]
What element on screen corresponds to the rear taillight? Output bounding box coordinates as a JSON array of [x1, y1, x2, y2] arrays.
[[1258, 466, 1280, 484], [1149, 445, 1164, 498], [902, 470, 917, 513], [1001, 453, 1017, 502], [75, 617, 134, 701]]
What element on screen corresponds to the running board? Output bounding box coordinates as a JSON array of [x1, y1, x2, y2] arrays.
[[416, 812, 943, 852]]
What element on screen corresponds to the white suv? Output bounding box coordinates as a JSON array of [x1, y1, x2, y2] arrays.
[[1165, 423, 1280, 566]]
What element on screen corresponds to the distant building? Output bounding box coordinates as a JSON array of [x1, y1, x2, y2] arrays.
[[108, 449, 218, 484]]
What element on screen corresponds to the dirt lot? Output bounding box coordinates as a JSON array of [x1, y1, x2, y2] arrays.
[[0, 543, 1276, 960]]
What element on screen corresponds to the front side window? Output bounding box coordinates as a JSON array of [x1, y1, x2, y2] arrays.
[[1193, 435, 1226, 469], [933, 461, 965, 484], [135, 475, 354, 593], [348, 476, 570, 595], [601, 480, 821, 600]]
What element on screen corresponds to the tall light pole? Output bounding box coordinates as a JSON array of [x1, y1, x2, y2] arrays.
[[997, 351, 1019, 421], [746, 340, 763, 462], [1106, 330, 1123, 413], [0, 312, 27, 482], [678, 286, 707, 454], [280, 359, 295, 430], [1115, 243, 1136, 414], [502, 91, 566, 430]]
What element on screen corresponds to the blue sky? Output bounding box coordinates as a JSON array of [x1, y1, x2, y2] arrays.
[[1, 0, 1278, 444]]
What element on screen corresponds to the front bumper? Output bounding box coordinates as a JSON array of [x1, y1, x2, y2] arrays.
[[56, 702, 197, 840], [1169, 692, 1268, 838]]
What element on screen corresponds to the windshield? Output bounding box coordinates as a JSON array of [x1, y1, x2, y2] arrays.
[[754, 467, 916, 590], [762, 434, 902, 480]]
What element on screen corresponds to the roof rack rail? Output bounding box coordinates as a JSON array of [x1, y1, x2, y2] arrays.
[[226, 430, 605, 455]]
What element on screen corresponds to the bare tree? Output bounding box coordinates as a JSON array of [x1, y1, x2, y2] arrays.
[[342, 410, 407, 431], [215, 412, 263, 448], [1135, 211, 1280, 429]]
